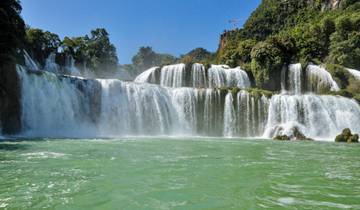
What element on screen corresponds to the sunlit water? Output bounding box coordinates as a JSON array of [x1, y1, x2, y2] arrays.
[[0, 138, 359, 210]]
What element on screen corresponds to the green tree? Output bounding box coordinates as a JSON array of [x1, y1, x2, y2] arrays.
[[132, 46, 158, 71], [62, 36, 90, 66], [26, 28, 61, 66], [328, 31, 360, 69], [180, 48, 213, 64], [0, 0, 26, 65], [236, 39, 257, 64], [131, 46, 177, 73], [336, 17, 353, 40], [86, 28, 118, 76], [251, 38, 285, 90]]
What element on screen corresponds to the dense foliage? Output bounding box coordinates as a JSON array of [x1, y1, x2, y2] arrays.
[[128, 46, 177, 74], [180, 48, 215, 64], [25, 27, 119, 77], [25, 28, 61, 66], [217, 0, 360, 92], [0, 0, 26, 65]]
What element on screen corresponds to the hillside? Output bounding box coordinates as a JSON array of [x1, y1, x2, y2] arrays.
[[216, 0, 359, 94]]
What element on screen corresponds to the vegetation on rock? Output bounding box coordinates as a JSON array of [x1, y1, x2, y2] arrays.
[[217, 0, 360, 92], [335, 128, 359, 143], [180, 48, 215, 65], [273, 126, 313, 141], [124, 46, 178, 76], [0, 0, 26, 65]]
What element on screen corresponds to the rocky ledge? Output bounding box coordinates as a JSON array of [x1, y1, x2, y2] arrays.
[[273, 126, 313, 141]]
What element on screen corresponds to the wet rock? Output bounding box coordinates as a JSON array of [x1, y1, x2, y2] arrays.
[[292, 127, 313, 141], [335, 128, 359, 143], [274, 135, 290, 141], [0, 63, 22, 134], [273, 125, 313, 141]]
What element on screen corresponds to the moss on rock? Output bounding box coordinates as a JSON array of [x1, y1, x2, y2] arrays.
[[247, 88, 274, 99], [335, 128, 359, 143], [274, 135, 291, 141]]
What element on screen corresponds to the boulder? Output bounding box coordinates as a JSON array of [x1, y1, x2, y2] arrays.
[[274, 135, 290, 141], [273, 126, 313, 141], [335, 128, 359, 143], [292, 127, 314, 141]]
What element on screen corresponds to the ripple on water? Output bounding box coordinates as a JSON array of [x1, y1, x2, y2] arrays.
[[275, 197, 356, 209], [20, 152, 67, 159], [278, 197, 296, 205], [0, 198, 11, 208]]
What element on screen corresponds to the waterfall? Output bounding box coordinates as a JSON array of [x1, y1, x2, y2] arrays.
[[306, 65, 340, 93], [264, 94, 360, 140], [98, 80, 177, 136], [237, 91, 269, 137], [223, 92, 236, 137], [17, 67, 271, 138], [281, 66, 287, 93], [44, 53, 60, 74], [43, 54, 81, 76], [222, 90, 270, 137], [135, 63, 251, 89], [15, 61, 360, 140], [160, 64, 186, 87], [203, 89, 223, 136], [347, 68, 360, 80], [64, 55, 81, 76], [288, 64, 302, 94], [192, 63, 207, 88], [134, 67, 158, 83], [208, 65, 251, 88], [23, 51, 39, 71], [17, 66, 101, 137]]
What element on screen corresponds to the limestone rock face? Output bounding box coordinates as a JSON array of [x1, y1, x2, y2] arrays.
[[0, 64, 22, 134]]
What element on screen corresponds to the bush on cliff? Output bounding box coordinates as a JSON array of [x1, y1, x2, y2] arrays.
[[216, 0, 360, 94], [250, 38, 285, 90]]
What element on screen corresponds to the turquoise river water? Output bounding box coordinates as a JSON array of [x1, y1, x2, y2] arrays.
[[0, 138, 359, 210]]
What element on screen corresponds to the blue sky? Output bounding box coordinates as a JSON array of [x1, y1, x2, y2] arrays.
[[21, 0, 261, 64]]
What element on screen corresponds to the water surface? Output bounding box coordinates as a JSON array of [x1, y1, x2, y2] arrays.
[[0, 138, 359, 209]]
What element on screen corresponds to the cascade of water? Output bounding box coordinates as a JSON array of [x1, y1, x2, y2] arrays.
[[236, 91, 269, 137], [192, 63, 207, 88], [223, 92, 236, 137], [17, 66, 100, 137], [208, 65, 251, 88], [134, 63, 251, 89], [16, 62, 360, 140], [44, 53, 60, 74], [23, 51, 39, 71], [203, 89, 223, 136], [98, 80, 177, 136], [281, 66, 287, 93], [171, 88, 200, 135], [288, 63, 302, 94], [264, 94, 360, 140], [64, 55, 81, 76], [160, 64, 186, 87], [306, 65, 340, 93], [134, 67, 158, 83], [347, 68, 360, 80], [17, 67, 266, 137]]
